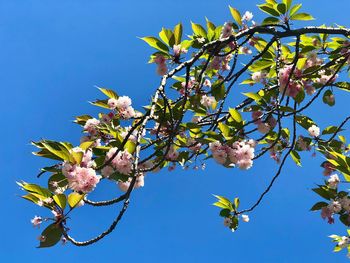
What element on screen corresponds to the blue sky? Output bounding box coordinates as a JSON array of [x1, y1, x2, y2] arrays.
[[1, 0, 350, 262]]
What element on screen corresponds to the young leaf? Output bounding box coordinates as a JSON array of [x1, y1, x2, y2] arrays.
[[229, 108, 243, 123], [140, 37, 169, 53], [276, 3, 287, 14], [191, 22, 207, 38], [258, 4, 280, 17], [159, 28, 174, 46], [290, 150, 302, 166], [282, 0, 292, 11], [38, 223, 63, 248], [242, 92, 262, 103], [97, 87, 118, 99], [173, 23, 183, 45], [262, 17, 280, 25], [68, 192, 84, 208], [229, 6, 242, 26], [53, 194, 67, 210], [289, 4, 302, 16], [290, 13, 315, 21]]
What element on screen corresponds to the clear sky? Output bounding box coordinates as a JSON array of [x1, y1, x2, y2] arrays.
[[1, 0, 350, 262]]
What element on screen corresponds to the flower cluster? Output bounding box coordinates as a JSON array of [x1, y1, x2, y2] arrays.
[[154, 54, 168, 76], [209, 140, 256, 170], [62, 148, 101, 193], [102, 148, 134, 177], [251, 111, 276, 134], [108, 96, 135, 119]]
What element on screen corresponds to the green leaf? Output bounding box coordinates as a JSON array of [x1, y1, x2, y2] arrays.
[[242, 92, 262, 103], [90, 99, 110, 109], [38, 223, 63, 248], [71, 151, 83, 165], [218, 123, 230, 138], [67, 192, 84, 208], [333, 246, 342, 252], [229, 6, 242, 26], [173, 23, 183, 45], [295, 115, 315, 130], [262, 17, 280, 25], [276, 3, 287, 14], [258, 4, 280, 16], [97, 87, 118, 98], [80, 141, 94, 151], [312, 186, 335, 200], [219, 209, 231, 217], [335, 82, 350, 92], [18, 182, 52, 198], [74, 115, 93, 125], [229, 108, 243, 123], [124, 140, 136, 154], [140, 36, 169, 53], [323, 90, 335, 106], [282, 0, 292, 11], [213, 195, 232, 210], [159, 28, 174, 46], [290, 150, 302, 166], [213, 201, 230, 209], [339, 135, 346, 144], [310, 201, 328, 211], [289, 4, 302, 16], [290, 13, 314, 21], [41, 141, 71, 162], [22, 194, 40, 205], [322, 126, 340, 135], [233, 197, 240, 209], [53, 194, 66, 210], [191, 22, 207, 38]]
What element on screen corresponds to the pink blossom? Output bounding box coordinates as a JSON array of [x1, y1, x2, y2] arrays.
[[321, 206, 334, 224], [212, 149, 228, 164], [31, 216, 42, 228], [101, 165, 114, 178], [154, 54, 166, 65], [257, 123, 271, 134], [84, 118, 100, 135], [210, 56, 222, 70], [252, 71, 266, 83], [203, 79, 212, 87], [173, 44, 187, 57], [200, 95, 216, 108], [221, 23, 233, 39], [304, 82, 316, 95], [241, 11, 253, 22], [166, 146, 179, 161], [108, 98, 118, 109], [297, 136, 309, 151], [329, 201, 342, 213], [62, 162, 77, 178], [223, 217, 232, 227], [239, 46, 252, 55], [229, 140, 255, 169], [135, 174, 145, 188], [328, 174, 340, 189], [118, 180, 130, 192], [106, 148, 133, 175], [67, 167, 101, 193], [308, 124, 320, 137], [119, 106, 136, 119], [157, 63, 168, 76], [241, 214, 250, 222], [252, 111, 263, 124]]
